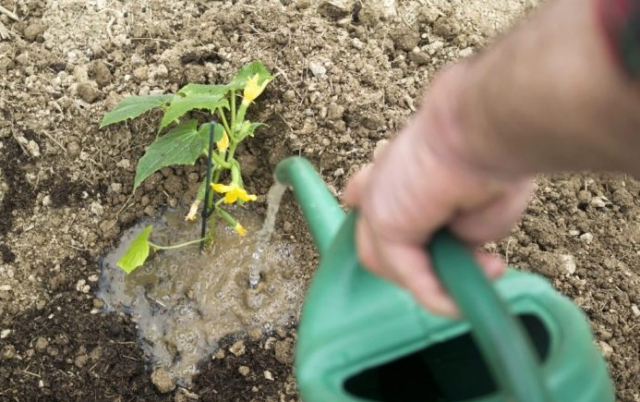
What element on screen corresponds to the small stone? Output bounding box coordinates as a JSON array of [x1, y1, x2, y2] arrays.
[[76, 82, 100, 103], [174, 388, 199, 402], [392, 27, 421, 52], [283, 221, 293, 232], [632, 305, 640, 317], [238, 366, 251, 376], [93, 298, 104, 309], [274, 339, 294, 364], [327, 104, 344, 121], [90, 202, 104, 216], [561, 255, 576, 274], [74, 354, 89, 368], [151, 367, 176, 393], [599, 329, 613, 341], [76, 279, 87, 293], [229, 340, 246, 357], [309, 61, 327, 78], [333, 168, 345, 178], [0, 330, 10, 339], [248, 327, 263, 341], [352, 38, 364, 49], [214, 349, 225, 360], [408, 51, 430, 66], [24, 24, 46, 42], [458, 47, 474, 58], [529, 252, 576, 277], [590, 196, 607, 208], [110, 183, 122, 193], [598, 341, 613, 359], [35, 337, 49, 352], [1, 345, 15, 360], [155, 64, 169, 79], [580, 233, 594, 244], [42, 195, 51, 207], [133, 66, 148, 83], [568, 229, 580, 236], [26, 140, 41, 158], [577, 190, 591, 204], [318, 0, 354, 19], [67, 141, 81, 157], [427, 40, 444, 55], [91, 61, 112, 87], [264, 370, 274, 381], [264, 337, 277, 350]]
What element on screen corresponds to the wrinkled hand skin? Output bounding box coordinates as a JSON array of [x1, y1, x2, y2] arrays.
[[344, 65, 533, 317]]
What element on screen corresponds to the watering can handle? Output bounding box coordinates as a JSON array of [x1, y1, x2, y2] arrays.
[[428, 230, 553, 402]]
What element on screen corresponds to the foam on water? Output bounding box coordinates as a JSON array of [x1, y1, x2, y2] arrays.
[[97, 196, 303, 385]]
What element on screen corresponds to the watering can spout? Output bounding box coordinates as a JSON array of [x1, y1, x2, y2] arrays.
[[275, 157, 346, 257]]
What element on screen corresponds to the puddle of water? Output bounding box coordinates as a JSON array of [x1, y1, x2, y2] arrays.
[[97, 195, 304, 385]]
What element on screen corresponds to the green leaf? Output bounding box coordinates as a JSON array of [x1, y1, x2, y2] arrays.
[[197, 122, 224, 144], [198, 122, 213, 143], [178, 83, 229, 97], [117, 225, 153, 274], [239, 122, 266, 139], [100, 95, 173, 128], [214, 124, 224, 142], [228, 61, 273, 91], [160, 96, 229, 131], [134, 119, 204, 189]]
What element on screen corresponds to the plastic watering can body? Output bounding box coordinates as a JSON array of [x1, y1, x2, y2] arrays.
[[274, 157, 614, 402]]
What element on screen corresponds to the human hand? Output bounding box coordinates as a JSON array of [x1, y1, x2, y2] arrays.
[[344, 65, 533, 317]]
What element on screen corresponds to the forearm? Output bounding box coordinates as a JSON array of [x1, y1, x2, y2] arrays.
[[449, 0, 640, 177]]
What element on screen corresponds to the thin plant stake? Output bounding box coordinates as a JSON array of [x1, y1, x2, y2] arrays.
[[201, 122, 215, 250]]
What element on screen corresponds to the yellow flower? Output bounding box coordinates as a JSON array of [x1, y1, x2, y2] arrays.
[[216, 130, 229, 152], [211, 183, 258, 204], [243, 74, 270, 103], [234, 223, 246, 236]]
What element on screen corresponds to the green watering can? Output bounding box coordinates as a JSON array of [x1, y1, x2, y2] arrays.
[[274, 157, 615, 402]]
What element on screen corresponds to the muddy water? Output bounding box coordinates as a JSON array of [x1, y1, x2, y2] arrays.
[[97, 203, 303, 385]]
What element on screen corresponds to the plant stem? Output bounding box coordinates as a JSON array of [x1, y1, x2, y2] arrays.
[[217, 108, 232, 135], [228, 142, 238, 161], [230, 89, 236, 138], [210, 151, 231, 168], [148, 238, 204, 250]]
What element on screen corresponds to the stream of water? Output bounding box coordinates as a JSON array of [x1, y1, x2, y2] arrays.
[[248, 182, 287, 288], [97, 183, 302, 385]]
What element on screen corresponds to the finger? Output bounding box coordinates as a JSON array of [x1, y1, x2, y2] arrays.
[[373, 139, 390, 160], [375, 239, 459, 317], [473, 251, 507, 279], [451, 178, 533, 244], [343, 163, 373, 207], [355, 216, 390, 280]]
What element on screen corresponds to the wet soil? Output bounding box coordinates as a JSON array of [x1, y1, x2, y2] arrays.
[[1, 0, 639, 401]]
